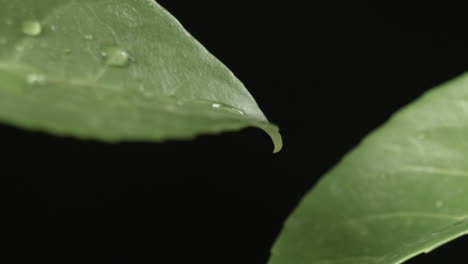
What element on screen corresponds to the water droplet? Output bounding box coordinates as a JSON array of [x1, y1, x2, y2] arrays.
[[101, 47, 130, 67], [138, 84, 154, 98], [415, 132, 426, 140], [84, 34, 94, 40], [27, 73, 47, 85], [21, 20, 42, 36], [145, 1, 155, 7], [191, 100, 245, 115], [436, 201, 443, 208], [212, 103, 245, 115]]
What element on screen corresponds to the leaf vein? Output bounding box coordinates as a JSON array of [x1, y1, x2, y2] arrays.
[[400, 165, 468, 178], [314, 256, 381, 264], [346, 212, 465, 224]]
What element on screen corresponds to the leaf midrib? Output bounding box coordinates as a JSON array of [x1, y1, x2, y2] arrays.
[[0, 59, 267, 125], [0, 60, 123, 91]]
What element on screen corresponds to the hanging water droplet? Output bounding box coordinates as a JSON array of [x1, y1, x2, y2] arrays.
[[21, 20, 42, 36], [27, 73, 47, 85], [101, 47, 130, 67], [84, 34, 94, 40]]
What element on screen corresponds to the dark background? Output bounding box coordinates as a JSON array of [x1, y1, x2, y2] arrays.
[[2, 1, 468, 263]]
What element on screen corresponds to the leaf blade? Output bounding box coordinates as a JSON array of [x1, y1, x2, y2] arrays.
[[269, 73, 468, 262], [0, 0, 282, 152]]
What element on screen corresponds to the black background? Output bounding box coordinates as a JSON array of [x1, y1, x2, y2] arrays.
[[2, 1, 468, 263]]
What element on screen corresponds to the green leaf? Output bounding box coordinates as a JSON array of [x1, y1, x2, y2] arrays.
[[269, 73, 468, 263], [0, 0, 282, 152]]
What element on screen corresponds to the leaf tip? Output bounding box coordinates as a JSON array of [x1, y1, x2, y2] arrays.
[[262, 124, 283, 153]]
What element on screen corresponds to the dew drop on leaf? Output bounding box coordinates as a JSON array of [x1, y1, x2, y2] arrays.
[[100, 47, 130, 67], [416, 132, 426, 140], [84, 34, 94, 40], [192, 100, 245, 116], [21, 20, 42, 36], [211, 103, 245, 115], [26, 73, 47, 85], [138, 84, 154, 98]]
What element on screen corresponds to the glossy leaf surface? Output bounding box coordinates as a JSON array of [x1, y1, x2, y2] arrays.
[[270, 73, 468, 262], [0, 0, 281, 152]]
